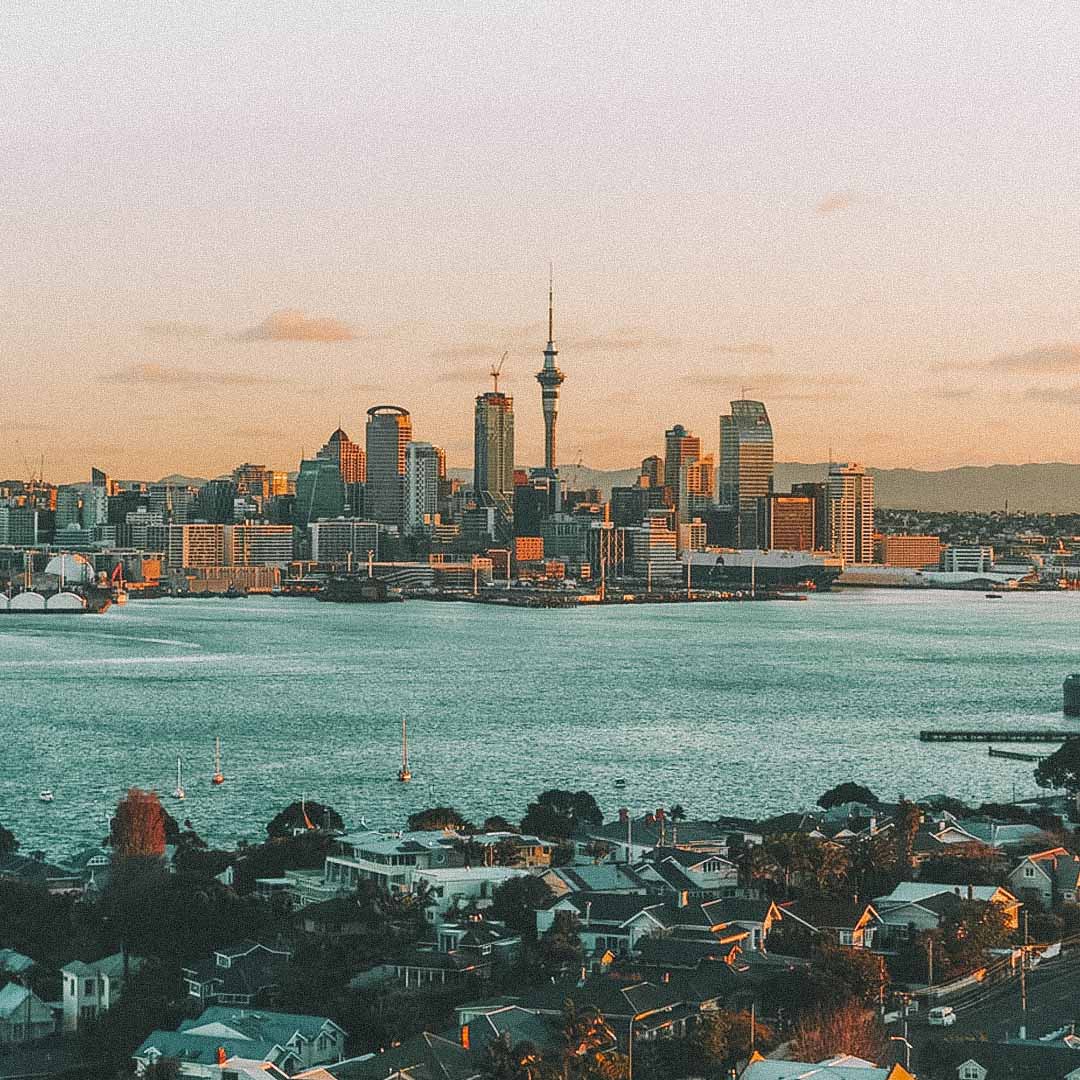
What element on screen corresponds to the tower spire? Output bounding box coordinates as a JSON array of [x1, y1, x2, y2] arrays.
[[536, 267, 565, 473], [548, 262, 554, 345]]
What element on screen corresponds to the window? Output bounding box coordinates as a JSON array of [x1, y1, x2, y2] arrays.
[[84, 979, 95, 996], [959, 1063, 983, 1080], [1024, 866, 1035, 878], [838, 930, 853, 945]]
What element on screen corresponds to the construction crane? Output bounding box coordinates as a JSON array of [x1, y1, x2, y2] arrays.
[[489, 351, 509, 394]]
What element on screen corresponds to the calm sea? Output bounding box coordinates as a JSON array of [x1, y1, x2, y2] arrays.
[[2, 591, 1078, 854]]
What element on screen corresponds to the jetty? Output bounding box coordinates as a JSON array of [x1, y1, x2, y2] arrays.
[[987, 746, 1046, 762], [920, 730, 1079, 743]]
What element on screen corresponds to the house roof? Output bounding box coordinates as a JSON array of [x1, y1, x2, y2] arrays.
[[182, 944, 290, 998], [926, 1038, 1080, 1078], [549, 864, 650, 893], [875, 882, 1019, 907], [0, 982, 51, 1022], [634, 936, 734, 968], [525, 974, 681, 1018], [740, 1055, 900, 1078], [0, 948, 35, 974], [181, 1006, 341, 1047], [136, 1029, 288, 1068], [781, 898, 880, 932], [549, 892, 668, 927], [319, 1032, 479, 1080], [62, 952, 140, 979]]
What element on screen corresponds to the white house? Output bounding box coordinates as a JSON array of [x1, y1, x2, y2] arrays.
[[1007, 848, 1080, 908], [412, 866, 534, 922], [61, 952, 143, 1033], [323, 830, 465, 894]]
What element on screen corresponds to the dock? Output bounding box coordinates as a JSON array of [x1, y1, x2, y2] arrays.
[[987, 747, 1046, 763], [920, 730, 1079, 744]]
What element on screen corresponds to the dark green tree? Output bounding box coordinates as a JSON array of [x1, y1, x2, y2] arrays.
[[0, 821, 18, 855], [407, 806, 475, 832], [539, 911, 583, 973], [893, 799, 921, 876], [817, 782, 880, 810], [521, 790, 603, 840], [491, 875, 555, 941], [267, 800, 344, 837], [1036, 741, 1080, 797]]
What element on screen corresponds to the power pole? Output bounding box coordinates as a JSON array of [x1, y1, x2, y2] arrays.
[[1020, 909, 1029, 1038]]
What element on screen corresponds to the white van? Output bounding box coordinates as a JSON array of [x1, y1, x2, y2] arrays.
[[928, 1006, 956, 1026]]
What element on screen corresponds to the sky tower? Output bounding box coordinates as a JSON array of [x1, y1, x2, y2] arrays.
[[535, 269, 565, 473]]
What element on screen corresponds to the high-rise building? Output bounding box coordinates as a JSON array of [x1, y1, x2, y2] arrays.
[[317, 428, 366, 484], [679, 454, 715, 525], [151, 524, 293, 569], [535, 275, 565, 473], [474, 391, 515, 506], [309, 520, 381, 564], [403, 441, 441, 536], [232, 463, 275, 506], [197, 479, 239, 523], [366, 406, 412, 526], [663, 426, 701, 516], [719, 399, 774, 549], [827, 463, 875, 564], [762, 494, 816, 551], [294, 458, 346, 526], [626, 509, 681, 582], [875, 534, 941, 568], [640, 455, 664, 489], [791, 482, 829, 553]]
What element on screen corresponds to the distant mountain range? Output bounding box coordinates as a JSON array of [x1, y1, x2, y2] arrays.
[[453, 462, 1080, 512], [139, 463, 1080, 513]]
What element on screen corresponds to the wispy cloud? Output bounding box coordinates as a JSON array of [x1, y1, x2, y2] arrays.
[[239, 309, 356, 342], [717, 341, 774, 356], [430, 342, 507, 362], [688, 371, 859, 402], [1024, 385, 1080, 405], [103, 362, 289, 388], [432, 363, 499, 386], [930, 387, 977, 400], [142, 321, 211, 341], [815, 192, 856, 215], [996, 343, 1080, 374]]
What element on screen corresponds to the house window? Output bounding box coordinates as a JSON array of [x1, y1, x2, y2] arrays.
[[960, 1064, 983, 1080], [84, 979, 96, 996], [838, 930, 853, 945], [1024, 867, 1035, 878]]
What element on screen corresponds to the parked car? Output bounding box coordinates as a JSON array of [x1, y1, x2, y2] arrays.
[[928, 1006, 956, 1027]]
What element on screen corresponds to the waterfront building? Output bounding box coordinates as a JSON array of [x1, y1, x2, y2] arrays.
[[151, 524, 294, 569], [540, 513, 591, 564], [197, 479, 239, 523], [663, 425, 701, 516], [149, 484, 196, 524], [827, 462, 875, 564], [718, 399, 774, 549], [535, 275, 565, 474], [791, 482, 830, 553], [513, 472, 560, 535], [940, 545, 995, 573], [679, 454, 715, 526], [677, 517, 708, 553], [56, 484, 108, 531], [309, 519, 381, 565], [474, 391, 514, 502], [228, 524, 294, 567], [404, 441, 441, 536], [626, 508, 680, 583], [762, 494, 817, 551], [514, 536, 543, 563], [294, 458, 346, 526], [366, 406, 412, 527], [875, 534, 942, 568], [461, 505, 497, 544]]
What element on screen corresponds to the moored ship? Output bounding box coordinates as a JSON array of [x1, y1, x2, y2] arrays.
[[683, 549, 844, 591]]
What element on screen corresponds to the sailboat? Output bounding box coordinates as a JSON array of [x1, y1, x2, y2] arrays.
[[173, 756, 186, 800], [212, 736, 224, 786], [398, 716, 412, 783]]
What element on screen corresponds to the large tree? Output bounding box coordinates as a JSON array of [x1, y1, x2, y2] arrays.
[[267, 800, 344, 838], [818, 782, 880, 810], [0, 821, 18, 856], [111, 788, 166, 860], [1036, 740, 1080, 797], [491, 875, 554, 941], [407, 806, 475, 832], [792, 1002, 886, 1066], [521, 790, 603, 840]]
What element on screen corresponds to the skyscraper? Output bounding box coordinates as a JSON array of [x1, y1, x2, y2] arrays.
[[294, 458, 346, 526], [663, 425, 701, 517], [365, 406, 412, 527], [474, 391, 515, 506], [403, 441, 441, 536], [317, 428, 366, 484], [827, 462, 875, 564], [535, 274, 565, 473], [719, 399, 774, 549], [640, 455, 664, 489]]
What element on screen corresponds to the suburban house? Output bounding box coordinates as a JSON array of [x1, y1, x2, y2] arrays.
[[134, 1007, 346, 1078], [0, 983, 55, 1044], [741, 1052, 915, 1079], [297, 1031, 481, 1080], [873, 883, 1022, 945], [0, 852, 85, 895], [61, 952, 143, 1033], [910, 819, 991, 865], [1007, 848, 1080, 908], [181, 941, 293, 1006], [387, 919, 523, 988], [411, 865, 533, 922], [961, 819, 1056, 853], [323, 830, 466, 894], [578, 809, 761, 864], [925, 1036, 1080, 1079], [778, 898, 884, 950], [634, 849, 741, 899], [536, 893, 671, 956], [0, 949, 35, 979], [465, 832, 553, 868], [542, 863, 651, 896]]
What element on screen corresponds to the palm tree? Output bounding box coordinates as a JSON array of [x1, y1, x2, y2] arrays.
[[669, 804, 686, 847]]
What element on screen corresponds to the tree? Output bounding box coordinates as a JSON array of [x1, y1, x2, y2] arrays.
[[483, 1032, 544, 1080], [0, 821, 17, 856], [521, 790, 603, 840], [818, 783, 880, 810], [1036, 741, 1080, 797], [491, 875, 554, 941], [669, 804, 686, 847], [111, 789, 166, 860], [484, 815, 518, 833], [792, 1001, 886, 1065], [558, 1001, 622, 1080], [893, 799, 921, 877], [267, 800, 344, 837], [686, 1010, 777, 1077], [407, 806, 475, 832], [539, 911, 583, 972], [813, 942, 887, 1007]]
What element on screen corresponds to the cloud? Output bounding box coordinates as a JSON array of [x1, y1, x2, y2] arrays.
[[687, 371, 859, 402], [103, 362, 288, 388], [1024, 385, 1080, 405], [717, 341, 774, 356], [930, 387, 977, 400], [995, 342, 1080, 374], [142, 321, 211, 340], [430, 342, 507, 362], [567, 331, 681, 353], [432, 363, 497, 387], [815, 192, 856, 215], [239, 309, 356, 342]]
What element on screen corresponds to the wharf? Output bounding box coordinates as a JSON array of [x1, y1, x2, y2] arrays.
[[987, 746, 1046, 762], [920, 730, 1079, 743]]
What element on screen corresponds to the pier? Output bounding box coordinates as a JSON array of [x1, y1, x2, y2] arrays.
[[920, 730, 1079, 743], [987, 746, 1046, 763]]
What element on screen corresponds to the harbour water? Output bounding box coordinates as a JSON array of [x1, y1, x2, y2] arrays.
[[2, 591, 1079, 853]]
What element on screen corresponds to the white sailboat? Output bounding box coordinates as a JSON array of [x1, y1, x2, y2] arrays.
[[212, 736, 224, 786], [398, 716, 412, 783], [173, 756, 186, 800]]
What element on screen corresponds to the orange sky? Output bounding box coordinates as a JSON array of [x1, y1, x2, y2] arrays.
[[3, 5, 1079, 482]]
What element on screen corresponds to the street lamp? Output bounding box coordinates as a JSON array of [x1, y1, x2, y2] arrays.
[[626, 1011, 650, 1080], [888, 1035, 912, 1072]]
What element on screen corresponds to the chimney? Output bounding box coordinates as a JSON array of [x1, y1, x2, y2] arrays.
[[618, 808, 629, 824], [217, 1047, 227, 1066], [460, 1024, 470, 1050]]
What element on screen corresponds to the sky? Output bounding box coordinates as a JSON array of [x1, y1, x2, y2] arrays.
[[3, 2, 1080, 482]]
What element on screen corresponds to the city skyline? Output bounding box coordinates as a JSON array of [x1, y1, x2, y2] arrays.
[[7, 4, 1080, 480]]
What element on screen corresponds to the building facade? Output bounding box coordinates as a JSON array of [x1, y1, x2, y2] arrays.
[[474, 391, 515, 510], [403, 442, 441, 536], [365, 406, 412, 527], [827, 463, 875, 565], [718, 399, 774, 549]]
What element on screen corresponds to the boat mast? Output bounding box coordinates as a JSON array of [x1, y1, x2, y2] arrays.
[[398, 716, 412, 782]]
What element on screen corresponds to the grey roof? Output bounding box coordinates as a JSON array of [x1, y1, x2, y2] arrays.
[[324, 1032, 479, 1080], [0, 948, 35, 974], [551, 892, 668, 927], [136, 1029, 287, 1068], [62, 952, 140, 979], [0, 982, 52, 1022], [183, 943, 290, 1000], [551, 864, 650, 892], [181, 1005, 341, 1047]]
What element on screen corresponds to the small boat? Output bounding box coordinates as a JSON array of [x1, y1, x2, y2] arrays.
[[39, 790, 54, 803], [614, 778, 627, 788], [398, 716, 412, 783], [173, 756, 186, 800], [986, 593, 1003, 599], [212, 736, 224, 785]]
